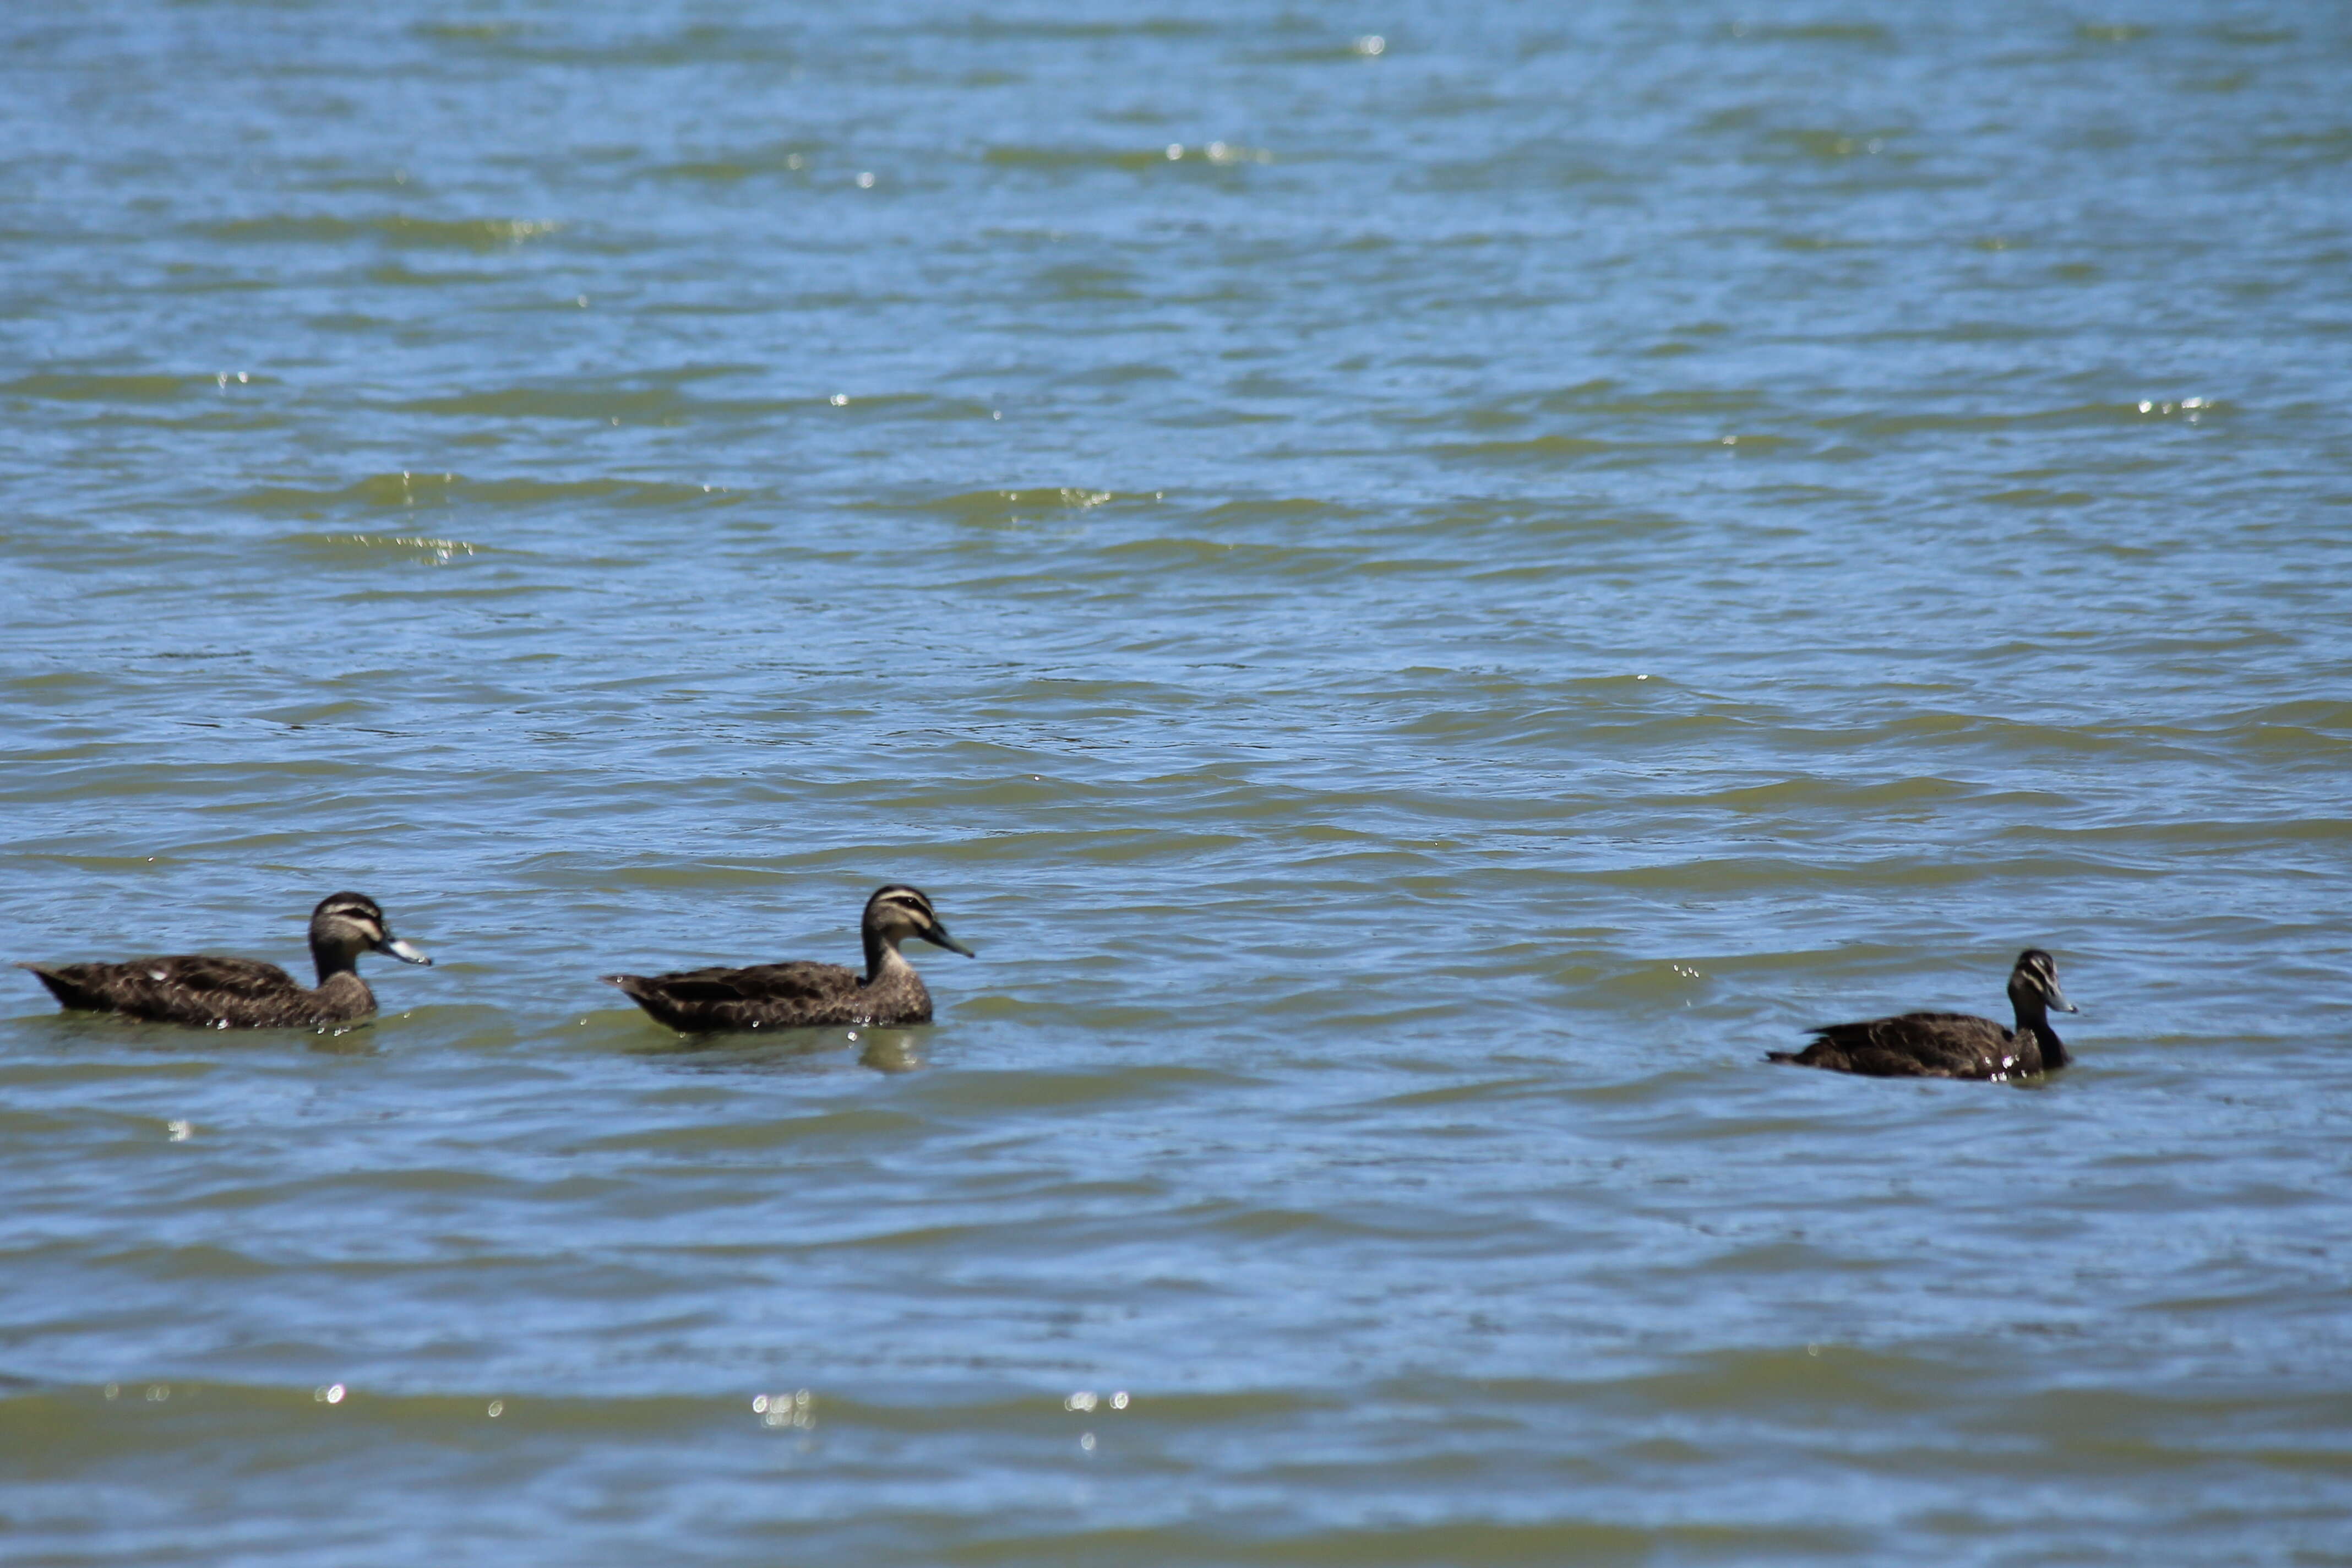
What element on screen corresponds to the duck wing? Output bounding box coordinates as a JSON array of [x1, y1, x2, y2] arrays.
[[22, 954, 303, 1023], [1774, 1011, 2026, 1079], [694, 962, 858, 1002], [602, 961, 861, 1031]]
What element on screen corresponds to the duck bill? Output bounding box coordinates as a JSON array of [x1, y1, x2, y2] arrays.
[[926, 927, 976, 959], [2045, 979, 2077, 1014], [378, 936, 434, 967]]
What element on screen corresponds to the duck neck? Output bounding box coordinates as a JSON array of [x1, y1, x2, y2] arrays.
[[861, 928, 908, 987], [2011, 995, 2066, 1068], [310, 939, 362, 988]]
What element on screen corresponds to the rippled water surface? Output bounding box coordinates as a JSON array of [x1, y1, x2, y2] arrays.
[[6, 1, 2352, 1560]]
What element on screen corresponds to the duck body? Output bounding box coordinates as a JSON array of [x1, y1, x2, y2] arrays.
[[605, 884, 973, 1033], [605, 956, 930, 1032], [24, 954, 375, 1030], [18, 892, 433, 1030], [1769, 949, 2076, 1081], [1773, 1009, 2059, 1079]]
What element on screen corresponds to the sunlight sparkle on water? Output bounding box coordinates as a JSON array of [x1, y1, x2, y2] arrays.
[[754, 1390, 815, 1429]]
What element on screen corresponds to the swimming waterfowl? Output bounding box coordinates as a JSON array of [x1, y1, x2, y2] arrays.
[[18, 891, 434, 1029], [603, 884, 974, 1032], [1768, 949, 2077, 1080]]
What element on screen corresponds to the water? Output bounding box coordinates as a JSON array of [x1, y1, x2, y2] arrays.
[[6, 1, 2352, 1559]]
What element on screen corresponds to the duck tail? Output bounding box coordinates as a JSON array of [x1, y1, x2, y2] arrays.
[[19, 962, 101, 1010], [603, 974, 668, 1012]]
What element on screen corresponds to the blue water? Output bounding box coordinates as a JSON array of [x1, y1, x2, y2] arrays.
[[6, 2, 2352, 1561]]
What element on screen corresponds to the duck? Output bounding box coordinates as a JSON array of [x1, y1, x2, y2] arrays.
[[18, 891, 434, 1029], [603, 884, 974, 1032], [1768, 948, 2077, 1080]]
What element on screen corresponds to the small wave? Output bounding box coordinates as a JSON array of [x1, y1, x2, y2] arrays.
[[237, 473, 739, 518], [988, 139, 1272, 172], [1690, 776, 1978, 813], [1985, 487, 2097, 507], [410, 24, 801, 69], [984, 145, 1178, 172], [3, 372, 207, 402], [573, 1109, 924, 1155], [1197, 497, 1357, 527], [1767, 128, 1904, 161], [1033, 261, 1141, 300], [951, 17, 1212, 41], [195, 214, 560, 250], [410, 21, 518, 42], [903, 1064, 1246, 1113], [1728, 21, 1896, 44], [650, 144, 821, 182], [1821, 396, 2220, 434], [910, 487, 1157, 525], [279, 533, 490, 564], [1439, 433, 1801, 465]]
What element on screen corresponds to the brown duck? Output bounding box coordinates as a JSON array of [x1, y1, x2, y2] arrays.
[[19, 891, 434, 1029], [603, 884, 974, 1032], [1769, 949, 2078, 1080]]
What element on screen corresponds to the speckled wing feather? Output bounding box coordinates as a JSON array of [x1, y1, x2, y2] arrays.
[[694, 962, 859, 1001], [24, 954, 306, 1025], [602, 961, 863, 1032]]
